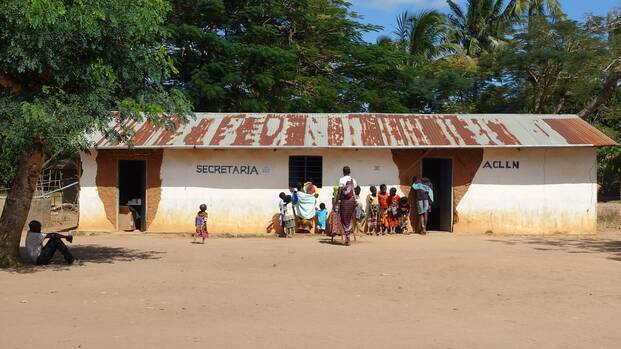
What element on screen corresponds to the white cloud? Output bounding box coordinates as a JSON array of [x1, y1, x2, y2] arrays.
[[350, 0, 448, 11]]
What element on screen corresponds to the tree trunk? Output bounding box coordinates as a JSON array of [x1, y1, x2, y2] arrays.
[[578, 71, 621, 119], [0, 150, 45, 266], [553, 91, 570, 114]]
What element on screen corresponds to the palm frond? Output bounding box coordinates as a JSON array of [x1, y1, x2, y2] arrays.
[[544, 0, 565, 21], [447, 0, 465, 22], [393, 11, 411, 44], [409, 10, 445, 56]]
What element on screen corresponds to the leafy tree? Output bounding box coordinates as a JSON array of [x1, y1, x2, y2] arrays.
[[0, 0, 191, 266], [486, 18, 619, 116], [446, 0, 515, 56], [393, 10, 451, 59], [346, 40, 415, 112], [166, 0, 378, 112], [506, 0, 565, 22], [578, 12, 621, 119], [407, 54, 481, 113], [486, 20, 604, 113]]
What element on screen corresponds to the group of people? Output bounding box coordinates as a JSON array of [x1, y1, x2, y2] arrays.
[[22, 166, 433, 265], [278, 166, 435, 245]]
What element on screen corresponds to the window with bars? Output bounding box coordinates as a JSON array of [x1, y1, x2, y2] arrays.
[[288, 156, 322, 188]]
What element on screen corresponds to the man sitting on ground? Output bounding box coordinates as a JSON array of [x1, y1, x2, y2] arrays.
[[25, 220, 75, 265]]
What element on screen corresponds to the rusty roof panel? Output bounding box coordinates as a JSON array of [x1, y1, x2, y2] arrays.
[[92, 113, 617, 149]]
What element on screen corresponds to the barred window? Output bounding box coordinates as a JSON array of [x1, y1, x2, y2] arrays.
[[288, 156, 322, 188]]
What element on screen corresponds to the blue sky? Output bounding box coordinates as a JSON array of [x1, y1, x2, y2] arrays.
[[350, 0, 621, 42]]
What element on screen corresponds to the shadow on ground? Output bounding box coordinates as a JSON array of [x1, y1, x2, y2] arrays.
[[2, 244, 165, 274], [488, 237, 621, 261], [317, 237, 371, 246]]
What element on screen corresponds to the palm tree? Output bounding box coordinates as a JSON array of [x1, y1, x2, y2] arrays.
[[446, 0, 515, 56], [392, 10, 451, 59], [505, 0, 565, 22]]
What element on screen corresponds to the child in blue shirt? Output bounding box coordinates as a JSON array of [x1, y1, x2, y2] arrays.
[[316, 203, 328, 234]]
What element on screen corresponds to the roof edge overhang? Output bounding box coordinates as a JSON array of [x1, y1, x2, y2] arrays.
[[91, 113, 619, 149], [92, 144, 616, 150]]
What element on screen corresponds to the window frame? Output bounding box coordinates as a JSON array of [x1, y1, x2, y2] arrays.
[[288, 156, 323, 189]]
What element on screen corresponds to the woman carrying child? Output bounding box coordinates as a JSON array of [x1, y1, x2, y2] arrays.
[[338, 179, 356, 245]]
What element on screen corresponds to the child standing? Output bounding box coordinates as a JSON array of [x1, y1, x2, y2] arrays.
[[282, 195, 296, 238], [377, 184, 389, 235], [354, 186, 366, 236], [384, 188, 400, 234], [366, 186, 380, 235], [316, 203, 328, 235], [194, 204, 209, 243], [397, 196, 411, 234]]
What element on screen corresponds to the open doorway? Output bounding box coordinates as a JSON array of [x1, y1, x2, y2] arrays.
[[422, 158, 453, 232], [118, 160, 146, 231]]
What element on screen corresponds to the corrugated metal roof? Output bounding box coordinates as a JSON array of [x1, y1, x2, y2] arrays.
[[92, 113, 617, 149]]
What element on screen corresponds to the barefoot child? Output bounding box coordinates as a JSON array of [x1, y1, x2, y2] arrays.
[[377, 184, 389, 235], [194, 204, 209, 243], [282, 195, 296, 238], [366, 186, 380, 235], [354, 186, 366, 236], [397, 196, 411, 234], [384, 187, 400, 234], [316, 203, 328, 234]]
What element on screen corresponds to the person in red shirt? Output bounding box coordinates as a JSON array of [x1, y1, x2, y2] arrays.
[[384, 187, 400, 234], [377, 184, 389, 235]]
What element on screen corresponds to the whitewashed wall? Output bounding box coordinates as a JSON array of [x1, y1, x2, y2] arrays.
[[78, 150, 115, 231], [78, 147, 599, 234], [455, 147, 598, 234], [78, 148, 403, 233], [149, 149, 401, 233]]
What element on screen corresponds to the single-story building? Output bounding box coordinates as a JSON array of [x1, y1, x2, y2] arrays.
[[78, 113, 616, 235]]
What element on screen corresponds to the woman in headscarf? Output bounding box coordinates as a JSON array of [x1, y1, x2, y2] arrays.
[[338, 178, 356, 245]]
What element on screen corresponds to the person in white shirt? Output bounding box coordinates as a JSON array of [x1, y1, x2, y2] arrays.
[[338, 166, 358, 189], [25, 220, 74, 265]]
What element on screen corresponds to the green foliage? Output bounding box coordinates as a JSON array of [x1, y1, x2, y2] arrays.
[[505, 0, 565, 21], [393, 10, 451, 59], [599, 146, 621, 198], [446, 0, 515, 56], [0, 0, 619, 197], [166, 0, 379, 112], [0, 0, 191, 183], [483, 19, 609, 114]]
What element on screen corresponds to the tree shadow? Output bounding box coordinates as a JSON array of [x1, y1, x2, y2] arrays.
[[487, 237, 621, 262], [2, 244, 165, 274]]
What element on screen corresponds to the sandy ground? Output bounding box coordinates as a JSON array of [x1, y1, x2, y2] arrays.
[[2, 231, 621, 349]]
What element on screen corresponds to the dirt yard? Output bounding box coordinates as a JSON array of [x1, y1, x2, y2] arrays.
[[3, 232, 621, 349]]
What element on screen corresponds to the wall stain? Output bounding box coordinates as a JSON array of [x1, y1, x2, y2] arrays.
[[95, 149, 163, 230], [390, 149, 484, 232]]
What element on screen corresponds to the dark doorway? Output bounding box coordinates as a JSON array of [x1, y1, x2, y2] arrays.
[[118, 160, 146, 231], [422, 158, 453, 232]]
